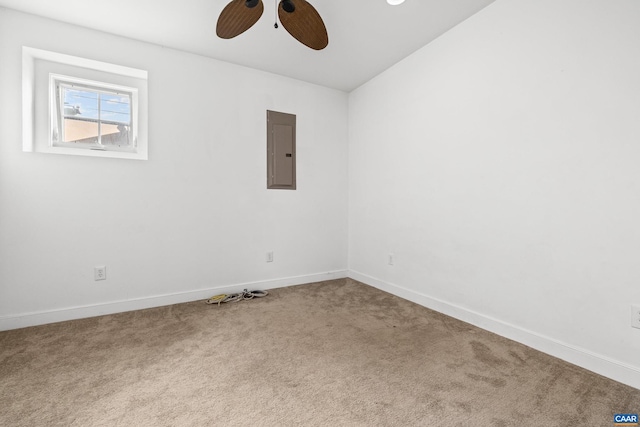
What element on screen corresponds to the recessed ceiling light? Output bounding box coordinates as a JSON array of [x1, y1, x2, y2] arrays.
[[387, 0, 405, 5]]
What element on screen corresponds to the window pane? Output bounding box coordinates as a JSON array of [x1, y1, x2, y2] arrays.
[[60, 86, 132, 147], [100, 93, 131, 147], [62, 87, 99, 143]]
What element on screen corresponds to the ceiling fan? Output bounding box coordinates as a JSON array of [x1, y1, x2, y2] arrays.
[[216, 0, 329, 50]]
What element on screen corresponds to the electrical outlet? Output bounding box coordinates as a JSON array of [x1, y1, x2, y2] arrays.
[[94, 266, 106, 281], [388, 253, 395, 266], [266, 252, 274, 263], [632, 304, 640, 329]]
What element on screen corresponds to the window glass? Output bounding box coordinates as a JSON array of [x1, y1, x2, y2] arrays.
[[52, 76, 136, 151]]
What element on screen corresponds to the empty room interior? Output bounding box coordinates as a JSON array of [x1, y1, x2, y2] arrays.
[[1, 0, 640, 425]]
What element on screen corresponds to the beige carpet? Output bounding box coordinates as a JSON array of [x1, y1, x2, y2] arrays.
[[1, 278, 638, 426]]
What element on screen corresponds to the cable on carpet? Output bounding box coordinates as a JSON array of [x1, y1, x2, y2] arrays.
[[205, 289, 269, 306]]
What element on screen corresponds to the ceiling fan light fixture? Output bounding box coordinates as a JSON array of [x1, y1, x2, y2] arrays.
[[387, 0, 405, 5]]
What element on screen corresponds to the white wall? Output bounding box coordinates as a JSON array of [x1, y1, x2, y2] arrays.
[[348, 0, 640, 389], [0, 8, 348, 328], [3, 0, 640, 390]]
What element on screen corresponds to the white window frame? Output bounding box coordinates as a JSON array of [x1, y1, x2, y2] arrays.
[[22, 47, 148, 160]]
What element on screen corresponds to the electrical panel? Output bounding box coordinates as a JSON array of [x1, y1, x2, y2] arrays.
[[267, 110, 296, 190]]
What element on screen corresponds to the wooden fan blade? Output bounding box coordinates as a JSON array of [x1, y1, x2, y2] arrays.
[[216, 0, 264, 39], [278, 0, 328, 50]]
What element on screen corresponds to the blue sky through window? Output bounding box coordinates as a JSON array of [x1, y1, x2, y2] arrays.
[[63, 88, 131, 125]]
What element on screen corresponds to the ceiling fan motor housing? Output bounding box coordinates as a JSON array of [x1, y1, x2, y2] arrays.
[[245, 0, 259, 8]]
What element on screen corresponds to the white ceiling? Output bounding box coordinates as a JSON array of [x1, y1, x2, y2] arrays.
[[0, 0, 495, 92]]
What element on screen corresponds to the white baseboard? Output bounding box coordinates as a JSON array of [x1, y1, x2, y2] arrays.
[[0, 270, 348, 332], [348, 270, 640, 391]]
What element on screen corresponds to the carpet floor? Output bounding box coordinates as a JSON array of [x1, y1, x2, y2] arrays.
[[1, 278, 638, 426]]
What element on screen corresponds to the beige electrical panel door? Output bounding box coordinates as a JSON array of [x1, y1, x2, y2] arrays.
[[267, 110, 296, 190]]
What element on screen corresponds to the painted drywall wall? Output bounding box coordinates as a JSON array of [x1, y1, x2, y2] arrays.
[[348, 0, 640, 388], [0, 8, 348, 328]]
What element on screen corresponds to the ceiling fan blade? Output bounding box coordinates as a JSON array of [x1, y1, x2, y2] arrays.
[[278, 0, 328, 50], [216, 0, 264, 39]]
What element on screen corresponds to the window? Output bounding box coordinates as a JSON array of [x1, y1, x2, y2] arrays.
[[23, 47, 148, 160], [50, 74, 138, 153]]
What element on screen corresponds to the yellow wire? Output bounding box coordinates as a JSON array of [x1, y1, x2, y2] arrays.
[[205, 294, 227, 305]]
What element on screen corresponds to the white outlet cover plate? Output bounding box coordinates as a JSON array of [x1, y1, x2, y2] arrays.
[[94, 266, 106, 281]]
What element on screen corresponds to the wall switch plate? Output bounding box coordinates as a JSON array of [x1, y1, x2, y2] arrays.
[[266, 252, 274, 263], [632, 304, 640, 329], [94, 266, 106, 281]]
